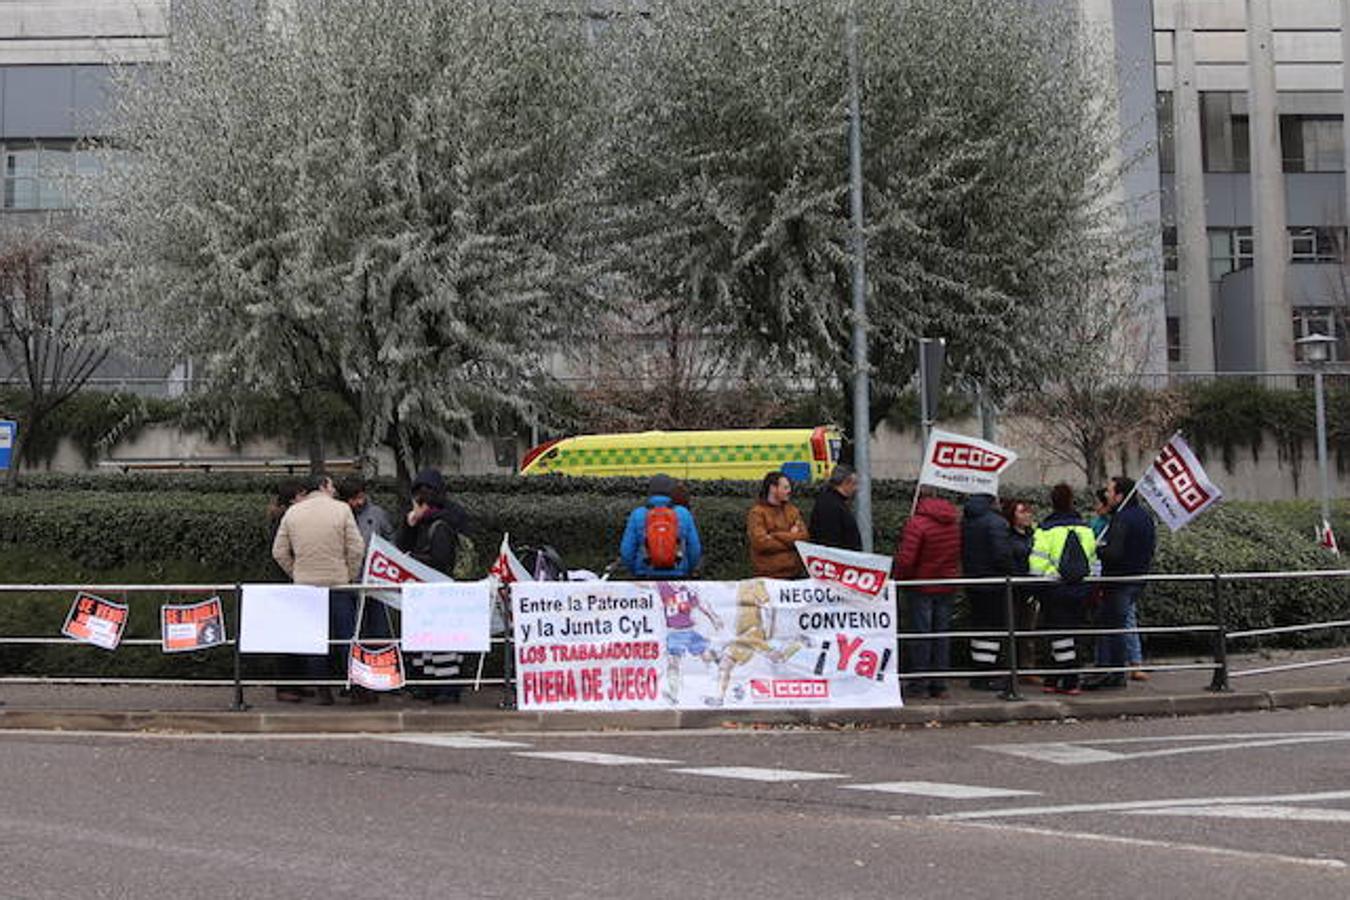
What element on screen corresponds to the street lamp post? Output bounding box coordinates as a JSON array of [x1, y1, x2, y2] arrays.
[[1295, 333, 1337, 537]]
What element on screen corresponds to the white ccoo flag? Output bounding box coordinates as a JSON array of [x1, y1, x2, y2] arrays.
[[1137, 434, 1222, 531], [917, 429, 1019, 495]]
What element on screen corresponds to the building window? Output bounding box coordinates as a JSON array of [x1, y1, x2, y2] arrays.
[[1208, 227, 1253, 280], [1292, 307, 1349, 362], [2, 141, 104, 211], [1162, 226, 1177, 271], [1166, 316, 1182, 363], [1289, 226, 1343, 264], [1157, 91, 1174, 174], [1280, 116, 1344, 173], [1200, 92, 1249, 173]]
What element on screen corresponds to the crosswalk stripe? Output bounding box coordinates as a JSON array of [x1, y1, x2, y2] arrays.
[[928, 789, 1350, 821], [1131, 805, 1350, 824], [843, 781, 1039, 799], [513, 751, 680, 766], [669, 766, 845, 783], [383, 735, 532, 749]]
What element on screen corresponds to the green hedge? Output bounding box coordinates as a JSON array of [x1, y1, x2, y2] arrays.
[[0, 484, 1344, 677]]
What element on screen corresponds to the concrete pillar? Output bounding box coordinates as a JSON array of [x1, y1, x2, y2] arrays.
[[1246, 0, 1295, 371], [1173, 1, 1215, 371]]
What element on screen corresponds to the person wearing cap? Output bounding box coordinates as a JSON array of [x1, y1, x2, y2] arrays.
[[620, 473, 703, 579]]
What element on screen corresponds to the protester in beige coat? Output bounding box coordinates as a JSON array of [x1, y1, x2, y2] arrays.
[[271, 474, 365, 704], [272, 476, 365, 587]]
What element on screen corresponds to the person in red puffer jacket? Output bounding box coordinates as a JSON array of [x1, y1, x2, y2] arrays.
[[893, 487, 962, 699]]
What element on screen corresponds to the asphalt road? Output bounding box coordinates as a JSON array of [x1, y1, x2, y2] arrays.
[[3, 707, 1350, 899]]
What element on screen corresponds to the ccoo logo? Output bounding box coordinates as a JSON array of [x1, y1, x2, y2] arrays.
[[932, 441, 1009, 473]]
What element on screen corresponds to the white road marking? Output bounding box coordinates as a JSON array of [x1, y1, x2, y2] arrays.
[[983, 742, 1125, 765], [842, 781, 1039, 799], [928, 820, 1347, 870], [980, 731, 1350, 766], [669, 766, 845, 783], [513, 751, 680, 766], [1132, 805, 1350, 824], [383, 735, 532, 749], [925, 789, 1350, 822]]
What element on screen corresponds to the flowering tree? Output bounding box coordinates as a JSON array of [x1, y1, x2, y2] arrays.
[[604, 0, 1153, 434], [99, 0, 607, 480]]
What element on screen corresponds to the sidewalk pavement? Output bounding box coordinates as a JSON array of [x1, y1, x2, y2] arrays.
[[2, 647, 1348, 734]]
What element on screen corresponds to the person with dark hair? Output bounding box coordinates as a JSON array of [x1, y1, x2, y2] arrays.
[[671, 480, 690, 510], [1087, 475, 1156, 690], [747, 470, 808, 578], [1002, 497, 1040, 683], [893, 486, 961, 699], [271, 473, 366, 705], [620, 474, 703, 578], [397, 469, 468, 576], [1029, 483, 1097, 694], [808, 464, 862, 551], [338, 475, 394, 548], [1089, 488, 1111, 538], [396, 468, 470, 703], [961, 492, 1013, 691]]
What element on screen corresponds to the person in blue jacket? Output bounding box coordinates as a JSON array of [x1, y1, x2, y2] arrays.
[[620, 474, 703, 579]]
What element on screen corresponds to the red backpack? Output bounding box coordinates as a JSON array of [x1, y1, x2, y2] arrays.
[[644, 504, 682, 569]]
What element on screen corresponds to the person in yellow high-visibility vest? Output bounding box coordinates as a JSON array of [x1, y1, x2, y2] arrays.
[[1028, 484, 1098, 695]]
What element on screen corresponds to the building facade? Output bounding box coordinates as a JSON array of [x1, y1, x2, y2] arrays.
[[2, 0, 1349, 376], [1157, 0, 1350, 370]]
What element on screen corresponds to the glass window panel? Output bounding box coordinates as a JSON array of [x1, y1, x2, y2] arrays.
[[37, 178, 66, 209], [5, 177, 38, 209], [6, 148, 39, 176], [1157, 91, 1175, 173]]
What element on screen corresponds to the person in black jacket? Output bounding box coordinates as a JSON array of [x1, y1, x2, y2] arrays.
[[962, 493, 1013, 691], [1002, 497, 1040, 684], [1086, 475, 1156, 690], [396, 468, 469, 703], [808, 465, 862, 551]]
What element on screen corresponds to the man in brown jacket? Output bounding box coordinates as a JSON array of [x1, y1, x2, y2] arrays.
[[272, 473, 366, 704], [747, 471, 809, 578]]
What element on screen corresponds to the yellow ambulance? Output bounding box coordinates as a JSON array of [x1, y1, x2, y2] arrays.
[[519, 426, 842, 483]]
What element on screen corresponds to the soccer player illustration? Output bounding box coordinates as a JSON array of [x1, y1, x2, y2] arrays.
[[658, 582, 722, 704], [706, 579, 807, 707]]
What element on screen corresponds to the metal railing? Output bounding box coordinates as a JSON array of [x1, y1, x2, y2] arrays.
[[0, 583, 511, 712], [0, 570, 1346, 711]]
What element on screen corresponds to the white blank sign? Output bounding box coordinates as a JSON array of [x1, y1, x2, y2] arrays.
[[402, 580, 492, 653], [239, 584, 329, 654]]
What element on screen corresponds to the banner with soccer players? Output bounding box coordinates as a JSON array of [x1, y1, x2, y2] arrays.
[[511, 579, 899, 712]]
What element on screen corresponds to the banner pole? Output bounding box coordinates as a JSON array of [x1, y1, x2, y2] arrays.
[[230, 584, 247, 711]]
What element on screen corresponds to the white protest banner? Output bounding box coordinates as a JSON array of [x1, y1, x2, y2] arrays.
[[402, 580, 492, 652], [160, 596, 227, 653], [238, 584, 328, 654], [918, 429, 1018, 495], [512, 579, 899, 712], [795, 540, 891, 600], [512, 581, 665, 711], [1137, 434, 1222, 531], [361, 534, 450, 610], [62, 592, 128, 650], [488, 533, 532, 584], [348, 643, 405, 691]]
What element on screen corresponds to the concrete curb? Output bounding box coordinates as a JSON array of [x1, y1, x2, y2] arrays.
[[3, 687, 1349, 734]]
